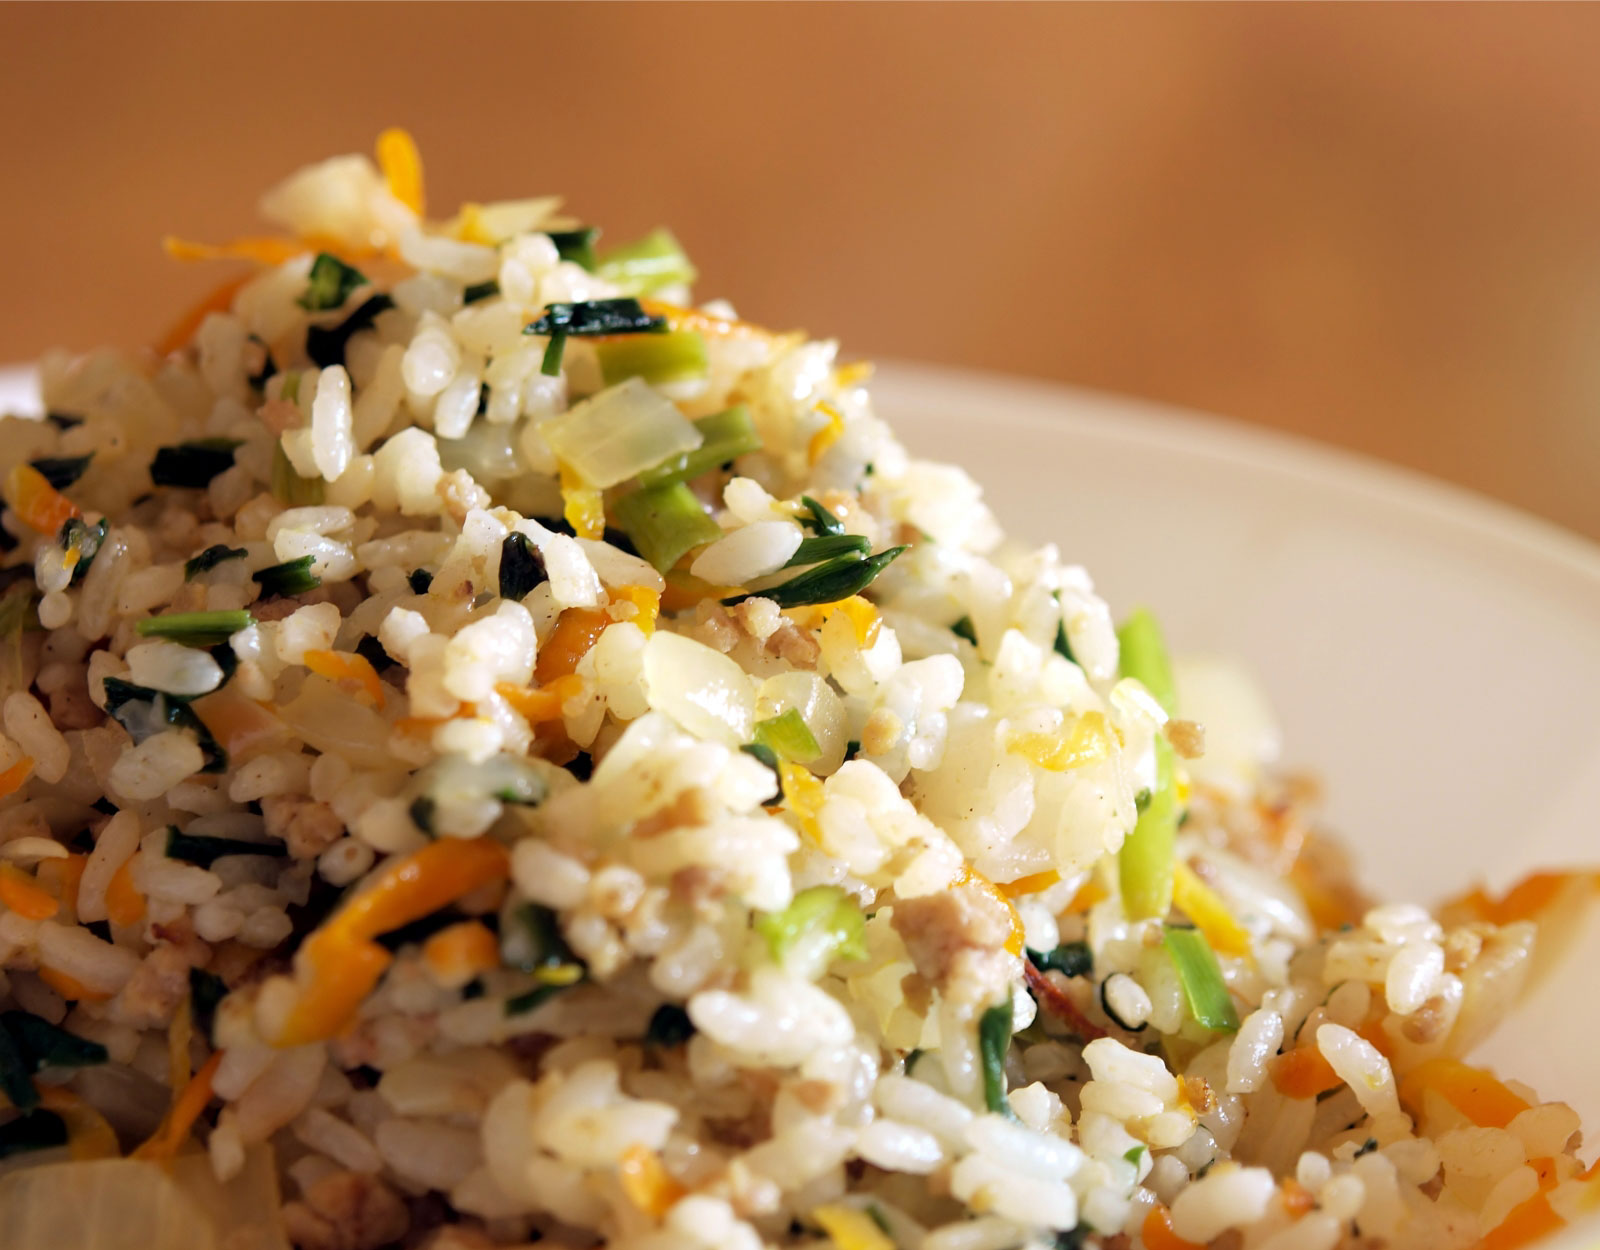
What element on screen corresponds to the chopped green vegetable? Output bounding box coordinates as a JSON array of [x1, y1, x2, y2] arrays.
[[1162, 926, 1239, 1032], [165, 828, 287, 868], [271, 441, 325, 506], [866, 1205, 892, 1236], [595, 331, 708, 387], [2, 1011, 109, 1072], [407, 568, 434, 594], [149, 439, 242, 489], [502, 903, 586, 1015], [949, 616, 978, 646], [595, 228, 697, 296], [28, 455, 92, 490], [101, 678, 226, 773], [798, 495, 844, 536], [0, 1019, 37, 1110], [903, 1048, 924, 1074], [755, 886, 868, 975], [1124, 1144, 1147, 1167], [408, 796, 437, 836], [784, 533, 871, 568], [188, 968, 228, 1043], [547, 226, 600, 270], [1118, 734, 1176, 921], [722, 545, 905, 609], [644, 1003, 695, 1048], [752, 708, 820, 764], [613, 480, 723, 574], [135, 609, 254, 648], [306, 293, 395, 369], [1117, 607, 1176, 715], [298, 253, 370, 311], [0, 1111, 65, 1159], [1099, 975, 1148, 1033], [462, 279, 500, 304], [253, 555, 320, 600], [184, 544, 248, 580], [977, 1000, 1019, 1120], [524, 298, 667, 377], [637, 406, 761, 487], [1029, 940, 1093, 978], [59, 516, 107, 585], [498, 532, 547, 601], [355, 634, 395, 674]]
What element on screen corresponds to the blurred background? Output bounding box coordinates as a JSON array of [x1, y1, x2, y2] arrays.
[[3, 2, 1599, 539]]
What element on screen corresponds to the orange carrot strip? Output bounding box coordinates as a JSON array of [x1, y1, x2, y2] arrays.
[[957, 863, 1026, 958], [162, 235, 314, 266], [38, 966, 111, 1003], [1399, 1058, 1531, 1129], [132, 1049, 223, 1161], [155, 273, 253, 356], [610, 585, 660, 636], [535, 608, 611, 682], [999, 870, 1062, 899], [274, 940, 394, 1049], [1066, 878, 1110, 914], [4, 465, 80, 535], [618, 1143, 686, 1218], [496, 674, 584, 725], [422, 920, 500, 987], [0, 755, 34, 800], [376, 127, 425, 216], [37, 852, 86, 911], [1281, 1178, 1316, 1218], [1270, 1045, 1344, 1100], [1143, 1203, 1205, 1250], [104, 859, 146, 927], [303, 648, 386, 709], [191, 689, 288, 760], [1476, 1192, 1564, 1250], [0, 861, 60, 920]]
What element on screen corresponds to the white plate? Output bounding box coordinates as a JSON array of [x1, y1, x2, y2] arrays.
[[5, 362, 1598, 1234]]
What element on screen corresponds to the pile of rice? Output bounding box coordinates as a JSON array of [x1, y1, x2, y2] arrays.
[[0, 131, 1591, 1250]]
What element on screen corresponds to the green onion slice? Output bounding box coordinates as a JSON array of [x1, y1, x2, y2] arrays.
[[752, 708, 820, 764], [637, 405, 761, 488], [722, 545, 905, 609], [184, 544, 248, 581], [1118, 734, 1177, 921], [271, 441, 325, 506], [27, 455, 92, 491], [135, 609, 254, 648], [978, 1000, 1019, 1120], [1117, 607, 1177, 715], [253, 555, 320, 600], [595, 330, 708, 387], [149, 439, 242, 489], [298, 252, 370, 311], [1163, 926, 1240, 1032], [594, 228, 697, 296], [306, 294, 395, 369], [798, 495, 845, 536], [784, 533, 871, 568], [613, 481, 723, 574], [754, 886, 868, 975], [165, 828, 287, 868]]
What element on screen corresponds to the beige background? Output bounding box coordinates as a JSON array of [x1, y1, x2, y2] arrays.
[[3, 3, 1600, 539]]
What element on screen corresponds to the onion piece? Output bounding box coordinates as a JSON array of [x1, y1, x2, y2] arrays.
[[539, 377, 701, 489], [641, 630, 755, 746]]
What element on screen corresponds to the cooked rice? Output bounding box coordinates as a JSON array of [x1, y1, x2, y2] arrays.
[[0, 130, 1592, 1250]]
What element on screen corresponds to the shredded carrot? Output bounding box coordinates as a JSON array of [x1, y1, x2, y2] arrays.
[[1066, 878, 1109, 914], [1475, 1191, 1565, 1250], [375, 127, 425, 216], [1529, 1157, 1561, 1192], [37, 851, 86, 912], [272, 837, 510, 1046], [1171, 861, 1253, 959], [191, 688, 288, 759], [1280, 1178, 1316, 1218], [0, 861, 60, 920], [639, 299, 778, 342], [133, 1048, 222, 1161], [958, 863, 1026, 958], [610, 585, 661, 636], [422, 920, 500, 987], [496, 674, 584, 725], [162, 234, 316, 267], [1010, 711, 1113, 774], [104, 859, 146, 927], [303, 648, 386, 709], [4, 464, 81, 535], [1288, 857, 1364, 932], [618, 1143, 687, 1219], [999, 870, 1062, 899], [155, 272, 253, 356], [35, 1085, 120, 1160], [168, 992, 194, 1099], [1143, 1203, 1205, 1250], [808, 400, 846, 464], [38, 966, 111, 1003], [536, 608, 612, 683], [1269, 1045, 1344, 1100], [1399, 1058, 1530, 1130], [0, 754, 34, 800]]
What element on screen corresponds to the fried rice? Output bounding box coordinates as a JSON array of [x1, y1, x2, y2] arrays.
[[0, 130, 1592, 1250]]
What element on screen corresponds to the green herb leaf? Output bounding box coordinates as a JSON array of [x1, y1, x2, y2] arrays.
[[752, 708, 820, 764], [754, 886, 868, 975], [503, 983, 571, 1017], [798, 495, 844, 536], [595, 331, 708, 387], [594, 228, 697, 296], [978, 1000, 1019, 1120], [644, 1003, 695, 1048], [185, 544, 248, 580], [951, 616, 978, 646], [407, 568, 434, 594], [525, 299, 668, 378], [149, 439, 242, 489], [501, 903, 577, 976], [0, 1110, 65, 1159], [271, 441, 325, 506], [306, 293, 395, 369], [59, 516, 107, 586], [101, 678, 227, 773], [462, 279, 500, 304], [189, 968, 228, 1044], [135, 609, 254, 648], [355, 634, 395, 673], [499, 532, 547, 602], [1162, 926, 1239, 1032], [1029, 940, 1093, 979], [613, 480, 723, 574], [548, 226, 600, 271], [1124, 1144, 1147, 1166], [28, 454, 92, 491], [637, 406, 761, 488], [253, 555, 320, 600], [722, 545, 905, 609], [1, 1011, 109, 1072], [408, 796, 436, 837], [784, 533, 870, 568], [298, 253, 370, 311], [165, 828, 287, 869], [1117, 607, 1176, 715]]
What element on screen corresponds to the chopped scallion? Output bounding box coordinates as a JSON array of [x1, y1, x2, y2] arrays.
[[977, 1000, 1019, 1120], [798, 495, 845, 536], [1162, 926, 1239, 1032], [722, 545, 905, 609], [165, 827, 287, 869], [1118, 734, 1176, 921], [547, 226, 600, 271], [498, 532, 547, 601], [951, 616, 978, 646], [644, 1003, 695, 1048], [1029, 940, 1093, 979], [298, 253, 370, 311], [185, 544, 247, 580], [149, 439, 242, 488], [27, 455, 92, 491], [253, 555, 320, 600], [188, 967, 228, 1043], [407, 568, 434, 594], [306, 293, 395, 369], [595, 228, 697, 296], [595, 330, 708, 387], [783, 533, 871, 568], [754, 886, 868, 976], [1117, 607, 1176, 714], [753, 708, 820, 764], [462, 279, 500, 304], [271, 441, 325, 506], [524, 298, 668, 378], [637, 406, 761, 487], [135, 609, 255, 648], [59, 516, 107, 586], [2, 1011, 109, 1072], [101, 678, 226, 773], [613, 481, 723, 574]]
